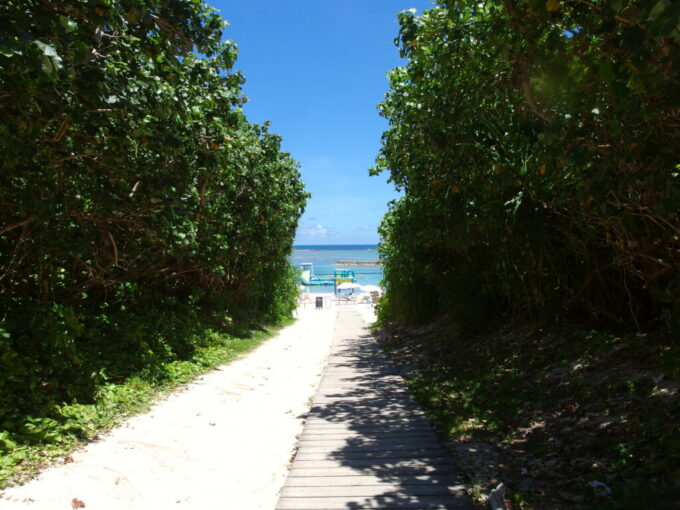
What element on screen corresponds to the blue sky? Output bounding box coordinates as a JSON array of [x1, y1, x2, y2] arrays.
[[212, 1, 432, 245]]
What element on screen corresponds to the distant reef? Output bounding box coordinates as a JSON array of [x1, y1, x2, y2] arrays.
[[336, 261, 382, 267]]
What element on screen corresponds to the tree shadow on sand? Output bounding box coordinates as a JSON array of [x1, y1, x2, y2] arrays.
[[287, 313, 474, 509]]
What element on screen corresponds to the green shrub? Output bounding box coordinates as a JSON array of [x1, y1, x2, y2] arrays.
[[373, 1, 679, 332], [0, 0, 306, 447]]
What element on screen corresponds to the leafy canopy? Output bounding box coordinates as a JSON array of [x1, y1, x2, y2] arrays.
[[374, 0, 679, 331]]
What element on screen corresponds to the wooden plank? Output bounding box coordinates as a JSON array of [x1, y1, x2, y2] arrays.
[[290, 458, 454, 470], [312, 394, 416, 402], [322, 368, 400, 373], [302, 418, 431, 426], [322, 365, 399, 370], [280, 484, 466, 497], [325, 356, 389, 361], [283, 475, 461, 487], [293, 453, 448, 464], [298, 432, 438, 440], [300, 431, 436, 441], [287, 465, 457, 478], [305, 407, 422, 415], [298, 442, 442, 451], [311, 396, 417, 403], [315, 386, 409, 392], [302, 421, 430, 429], [295, 449, 450, 461], [321, 370, 404, 384], [300, 430, 433, 437], [313, 391, 415, 398], [310, 401, 423, 410], [319, 375, 404, 381], [297, 437, 441, 447], [321, 361, 387, 366], [276, 495, 472, 509], [299, 430, 434, 438], [302, 416, 432, 427], [276, 310, 474, 510], [302, 422, 431, 429], [296, 441, 443, 452]]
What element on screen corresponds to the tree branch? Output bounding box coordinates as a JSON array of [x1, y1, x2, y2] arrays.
[[0, 216, 36, 236]]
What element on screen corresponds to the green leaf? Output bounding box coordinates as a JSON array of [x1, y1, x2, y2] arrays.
[[34, 40, 62, 75], [33, 40, 58, 57], [598, 61, 616, 84], [41, 54, 62, 75], [648, 0, 670, 21]]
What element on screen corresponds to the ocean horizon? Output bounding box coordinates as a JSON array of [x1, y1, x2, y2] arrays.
[[290, 244, 382, 293], [293, 244, 378, 251]]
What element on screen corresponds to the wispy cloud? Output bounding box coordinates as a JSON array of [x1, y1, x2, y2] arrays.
[[297, 223, 329, 239]]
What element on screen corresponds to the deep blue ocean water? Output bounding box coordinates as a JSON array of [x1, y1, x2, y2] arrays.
[[291, 244, 382, 294]]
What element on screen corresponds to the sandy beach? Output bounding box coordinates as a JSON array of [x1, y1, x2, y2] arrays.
[[0, 301, 375, 510]]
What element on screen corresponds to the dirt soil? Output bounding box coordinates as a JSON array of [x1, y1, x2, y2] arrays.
[[377, 321, 680, 509]]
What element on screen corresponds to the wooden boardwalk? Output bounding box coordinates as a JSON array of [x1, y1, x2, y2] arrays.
[[276, 310, 475, 510]]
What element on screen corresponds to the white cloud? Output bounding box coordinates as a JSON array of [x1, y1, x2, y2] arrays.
[[298, 223, 329, 239]]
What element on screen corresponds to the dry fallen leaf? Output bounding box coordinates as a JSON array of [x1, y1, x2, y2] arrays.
[[64, 455, 74, 464], [71, 497, 86, 509]]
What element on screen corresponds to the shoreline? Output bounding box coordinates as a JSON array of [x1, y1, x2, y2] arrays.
[[335, 261, 382, 266]]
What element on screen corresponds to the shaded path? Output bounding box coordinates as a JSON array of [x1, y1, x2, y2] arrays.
[[277, 310, 474, 510]]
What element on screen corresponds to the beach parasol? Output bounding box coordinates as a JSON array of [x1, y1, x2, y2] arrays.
[[360, 284, 383, 293], [337, 282, 362, 290]]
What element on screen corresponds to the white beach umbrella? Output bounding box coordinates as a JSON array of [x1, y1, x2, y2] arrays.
[[360, 284, 383, 293], [337, 282, 362, 290]]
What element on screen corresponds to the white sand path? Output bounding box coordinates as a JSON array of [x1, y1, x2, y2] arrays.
[[0, 301, 374, 510]]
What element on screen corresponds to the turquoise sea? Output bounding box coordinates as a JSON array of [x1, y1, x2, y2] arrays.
[[291, 244, 383, 294]]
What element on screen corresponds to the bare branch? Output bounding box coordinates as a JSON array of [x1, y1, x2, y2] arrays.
[[105, 230, 119, 267], [0, 216, 36, 236], [50, 115, 69, 143]]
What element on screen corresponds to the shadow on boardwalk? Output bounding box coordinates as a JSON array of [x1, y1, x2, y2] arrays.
[[278, 311, 474, 510]]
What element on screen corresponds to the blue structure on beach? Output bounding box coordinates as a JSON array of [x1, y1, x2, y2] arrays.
[[299, 263, 355, 289]]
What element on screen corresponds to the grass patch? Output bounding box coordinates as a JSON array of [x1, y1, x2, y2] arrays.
[[0, 318, 293, 489]]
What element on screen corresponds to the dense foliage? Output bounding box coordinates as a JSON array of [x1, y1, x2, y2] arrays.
[[0, 0, 305, 445], [374, 0, 679, 332]]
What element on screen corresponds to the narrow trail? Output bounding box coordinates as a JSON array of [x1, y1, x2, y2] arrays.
[[277, 310, 474, 510], [0, 306, 338, 510]]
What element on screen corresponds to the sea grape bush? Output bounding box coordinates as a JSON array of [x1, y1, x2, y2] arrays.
[[374, 0, 679, 331], [0, 0, 306, 426]]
